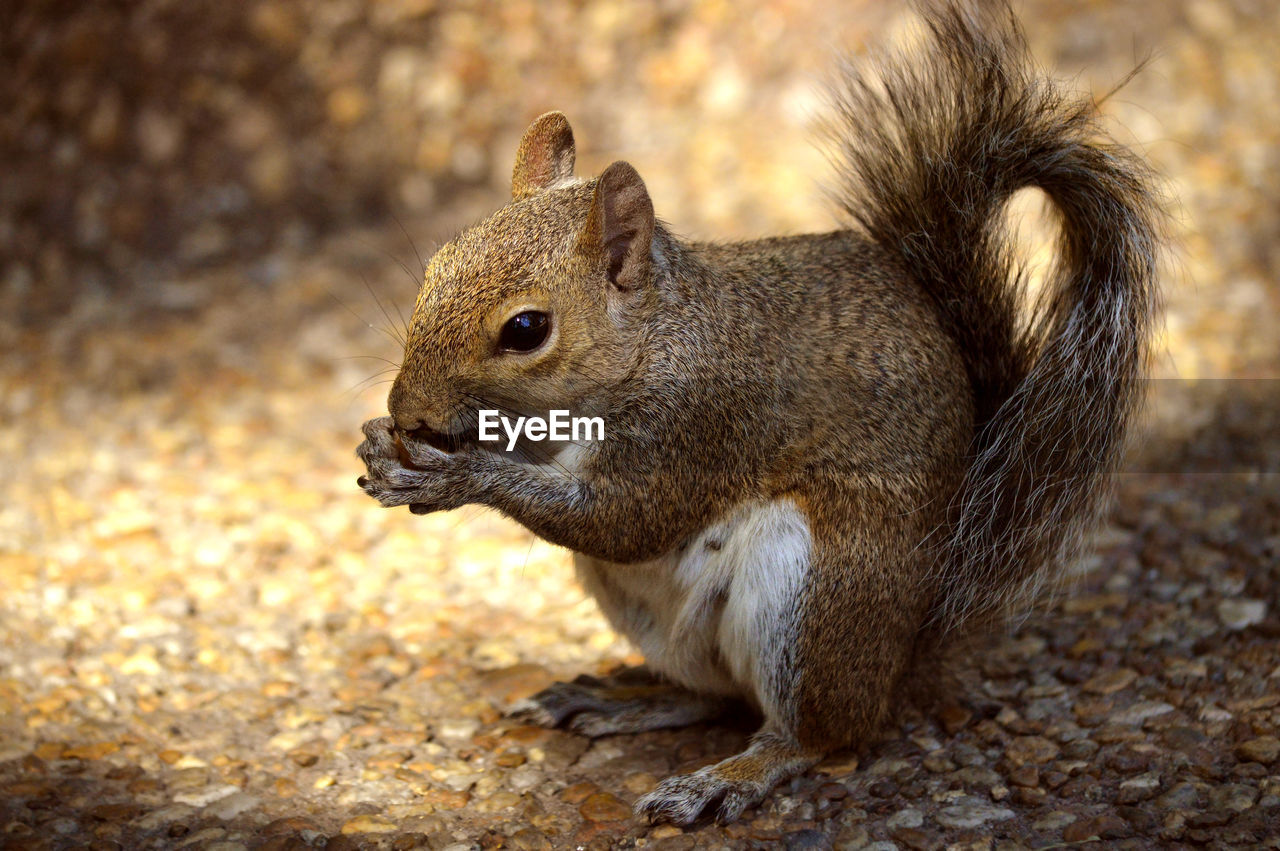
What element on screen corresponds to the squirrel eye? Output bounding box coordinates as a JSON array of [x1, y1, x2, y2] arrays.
[[498, 311, 550, 353]]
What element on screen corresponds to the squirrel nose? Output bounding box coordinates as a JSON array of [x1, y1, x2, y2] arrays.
[[387, 375, 448, 435]]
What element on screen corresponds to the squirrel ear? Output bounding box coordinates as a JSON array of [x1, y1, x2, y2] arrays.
[[579, 161, 655, 291], [511, 112, 576, 199]]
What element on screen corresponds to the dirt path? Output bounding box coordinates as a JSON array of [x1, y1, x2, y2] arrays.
[[0, 231, 1276, 849]]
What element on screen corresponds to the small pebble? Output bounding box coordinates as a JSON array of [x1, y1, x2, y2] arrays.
[[1235, 736, 1280, 764], [1217, 599, 1267, 630], [340, 815, 398, 835], [578, 792, 631, 823], [933, 799, 1015, 830]]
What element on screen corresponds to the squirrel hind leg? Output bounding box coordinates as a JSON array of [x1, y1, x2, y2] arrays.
[[635, 727, 821, 825], [506, 668, 728, 736]]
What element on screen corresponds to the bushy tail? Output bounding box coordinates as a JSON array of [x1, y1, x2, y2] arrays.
[[827, 2, 1162, 630]]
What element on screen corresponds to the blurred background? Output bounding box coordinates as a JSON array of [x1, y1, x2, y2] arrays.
[[4, 0, 1277, 373], [1, 1, 1278, 848]]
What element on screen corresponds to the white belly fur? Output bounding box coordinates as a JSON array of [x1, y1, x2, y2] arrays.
[[574, 497, 811, 723]]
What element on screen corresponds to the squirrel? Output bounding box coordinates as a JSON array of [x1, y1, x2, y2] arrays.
[[356, 1, 1161, 826]]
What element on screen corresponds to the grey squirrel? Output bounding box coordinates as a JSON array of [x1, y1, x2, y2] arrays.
[[356, 1, 1161, 825]]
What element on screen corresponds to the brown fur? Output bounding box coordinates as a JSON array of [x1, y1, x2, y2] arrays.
[[357, 1, 1162, 825]]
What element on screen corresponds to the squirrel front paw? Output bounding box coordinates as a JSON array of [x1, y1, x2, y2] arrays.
[[355, 416, 481, 513]]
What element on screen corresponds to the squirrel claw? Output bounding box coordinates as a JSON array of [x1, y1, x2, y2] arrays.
[[634, 768, 763, 825], [505, 697, 556, 728]]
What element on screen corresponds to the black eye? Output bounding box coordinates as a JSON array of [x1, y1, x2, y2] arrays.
[[498, 311, 550, 352]]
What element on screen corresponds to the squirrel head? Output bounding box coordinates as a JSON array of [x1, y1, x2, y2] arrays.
[[388, 111, 666, 445]]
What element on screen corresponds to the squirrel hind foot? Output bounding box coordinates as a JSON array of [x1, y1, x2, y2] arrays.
[[635, 730, 820, 825]]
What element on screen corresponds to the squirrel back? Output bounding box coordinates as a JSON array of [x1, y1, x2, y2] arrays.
[[826, 3, 1162, 631]]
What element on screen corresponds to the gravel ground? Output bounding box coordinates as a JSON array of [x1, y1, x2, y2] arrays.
[[3, 1, 1280, 849]]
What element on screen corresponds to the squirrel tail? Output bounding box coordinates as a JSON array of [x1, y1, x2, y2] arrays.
[[826, 2, 1162, 630]]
